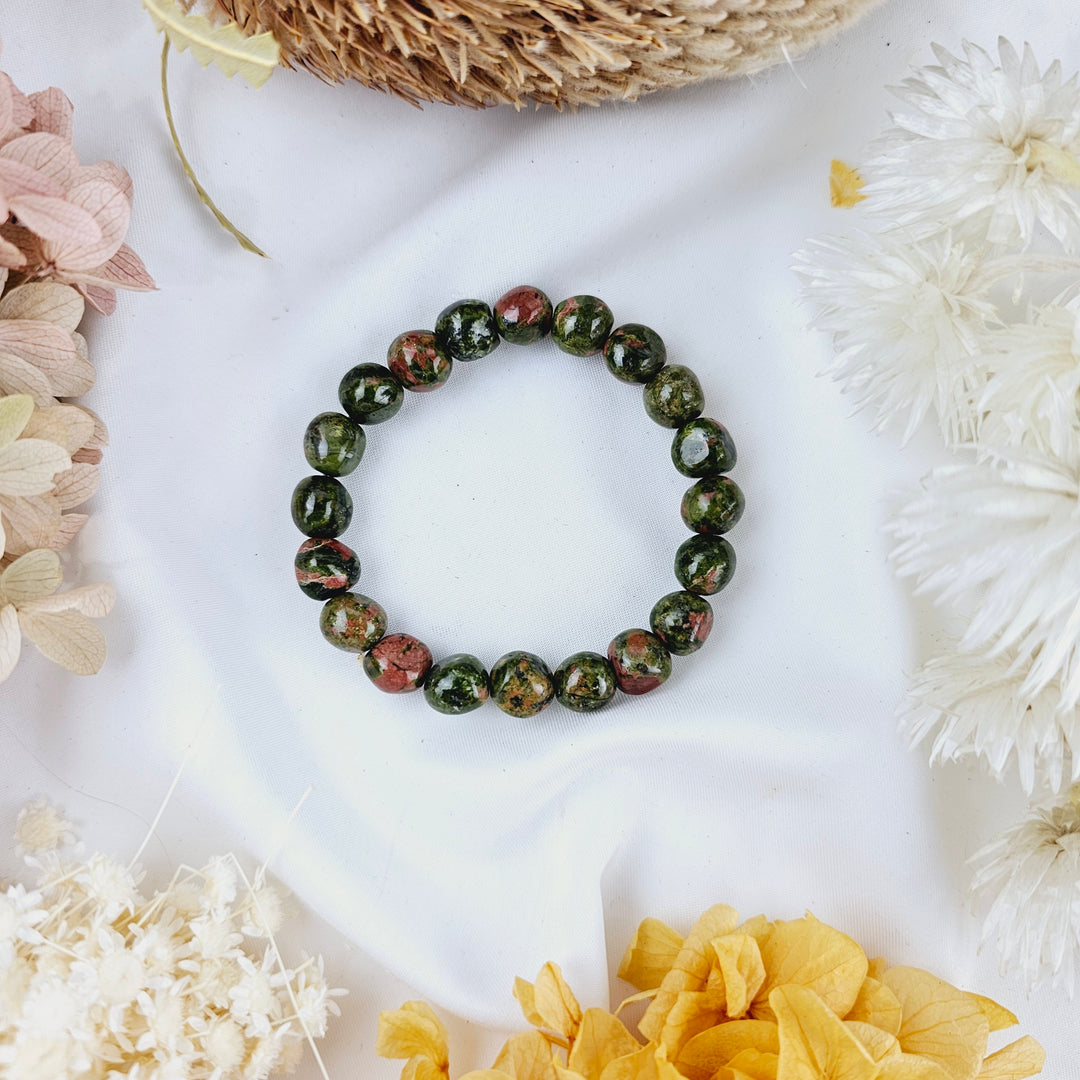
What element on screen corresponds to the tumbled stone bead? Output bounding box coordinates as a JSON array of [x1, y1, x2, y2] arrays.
[[363, 632, 433, 692], [303, 411, 365, 477], [387, 330, 452, 391], [643, 365, 704, 427], [603, 323, 667, 384], [552, 295, 614, 356], [495, 286, 553, 344], [291, 475, 352, 538], [424, 653, 490, 714], [681, 476, 745, 534], [650, 591, 714, 655], [671, 418, 736, 477], [338, 363, 404, 425], [435, 299, 500, 362], [554, 651, 617, 712], [295, 538, 360, 600], [607, 629, 671, 695], [675, 535, 736, 595], [319, 592, 387, 652], [490, 651, 555, 717]]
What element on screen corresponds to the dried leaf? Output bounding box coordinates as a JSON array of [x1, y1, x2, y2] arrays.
[[845, 977, 903, 1036], [0, 393, 33, 447], [975, 1036, 1044, 1080], [0, 281, 84, 329], [0, 438, 71, 496], [676, 1020, 779, 1080], [21, 582, 115, 618], [18, 606, 107, 675], [712, 934, 767, 1019], [0, 603, 19, 682], [618, 919, 685, 991], [967, 995, 1017, 1034], [0, 548, 61, 604], [515, 964, 582, 1040], [377, 1002, 449, 1068], [568, 1009, 641, 1080], [770, 984, 879, 1080], [493, 1030, 559, 1080], [142, 0, 281, 86], [52, 462, 98, 510], [843, 1021, 901, 1062], [829, 160, 867, 208]]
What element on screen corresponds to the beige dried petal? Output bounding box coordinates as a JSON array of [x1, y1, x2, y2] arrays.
[[46, 512, 87, 550], [76, 403, 107, 449], [0, 281, 84, 330], [28, 88, 74, 141], [18, 605, 107, 675], [0, 603, 19, 682], [43, 179, 130, 271], [0, 438, 71, 496], [21, 581, 115, 618], [0, 393, 33, 447], [0, 492, 62, 555], [0, 132, 79, 188], [0, 350, 55, 404], [22, 405, 94, 453], [0, 548, 62, 604], [71, 448, 102, 465], [52, 462, 98, 509]]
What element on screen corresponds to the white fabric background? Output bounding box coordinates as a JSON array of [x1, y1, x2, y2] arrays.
[[2, 0, 1079, 1076]]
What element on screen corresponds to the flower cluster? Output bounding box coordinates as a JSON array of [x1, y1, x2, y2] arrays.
[[0, 800, 343, 1078], [379, 903, 1043, 1080], [797, 38, 1080, 991]]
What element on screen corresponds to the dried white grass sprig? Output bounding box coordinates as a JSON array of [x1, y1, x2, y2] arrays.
[[0, 800, 343, 1078]]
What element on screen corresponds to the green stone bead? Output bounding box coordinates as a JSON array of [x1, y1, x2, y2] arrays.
[[291, 475, 352, 538], [681, 476, 745, 535], [602, 324, 667, 384], [675, 535, 736, 595], [552, 295, 614, 356], [435, 299, 500, 362], [424, 653, 490, 714], [494, 286, 553, 344], [295, 538, 360, 600], [650, 591, 714, 655], [607, 629, 671, 695], [643, 365, 704, 428], [671, 418, 737, 477], [303, 411, 365, 476], [490, 651, 555, 717], [319, 592, 387, 652], [554, 651, 617, 712], [338, 363, 404, 425]]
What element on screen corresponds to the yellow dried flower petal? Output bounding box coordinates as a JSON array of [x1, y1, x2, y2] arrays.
[[829, 160, 867, 208], [843, 1021, 901, 1062], [618, 919, 685, 991], [599, 1044, 682, 1080], [657, 989, 728, 1056], [460, 1072, 516, 1080], [754, 916, 869, 1022], [404, 1061, 453, 1080], [968, 995, 1018, 1034], [515, 963, 583, 1040], [877, 1056, 956, 1080], [975, 1037, 1044, 1080], [845, 977, 903, 1036], [866, 959, 888, 981], [736, 916, 773, 943], [712, 933, 767, 1019], [880, 968, 989, 1080], [377, 1002, 450, 1071], [639, 904, 739, 1042], [568, 1008, 641, 1080], [0, 394, 33, 448], [615, 988, 660, 1015], [494, 1031, 559, 1080], [771, 984, 879, 1080], [724, 1049, 780, 1080], [676, 1019, 780, 1080]]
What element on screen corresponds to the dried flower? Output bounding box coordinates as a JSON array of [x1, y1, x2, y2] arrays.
[[13, 798, 74, 856], [380, 903, 1044, 1080], [970, 786, 1080, 993]]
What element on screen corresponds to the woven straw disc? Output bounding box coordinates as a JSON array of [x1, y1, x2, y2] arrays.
[[213, 0, 883, 108]]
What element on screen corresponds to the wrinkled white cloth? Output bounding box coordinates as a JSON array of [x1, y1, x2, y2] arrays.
[[2, 0, 1079, 1076]]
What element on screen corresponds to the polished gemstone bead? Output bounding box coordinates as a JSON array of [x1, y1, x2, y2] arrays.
[[363, 632, 433, 692], [387, 330, 452, 391], [554, 651, 617, 712], [319, 592, 387, 652], [490, 651, 555, 717], [603, 323, 667, 384], [303, 411, 365, 476], [671, 418, 736, 477], [607, 629, 671, 695], [494, 286, 553, 344], [295, 538, 360, 600], [675, 535, 736, 595], [681, 476, 745, 534], [643, 365, 704, 427], [424, 653, 490, 714], [552, 295, 614, 356], [338, 362, 404, 425], [435, 299, 500, 362], [291, 475, 352, 538], [650, 591, 714, 655]]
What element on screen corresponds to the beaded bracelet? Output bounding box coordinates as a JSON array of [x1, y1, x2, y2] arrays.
[[292, 286, 743, 716]]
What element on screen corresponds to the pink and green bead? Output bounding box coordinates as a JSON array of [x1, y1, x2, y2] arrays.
[[295, 538, 361, 600], [363, 632, 433, 693], [388, 331, 452, 391], [607, 629, 671, 695]]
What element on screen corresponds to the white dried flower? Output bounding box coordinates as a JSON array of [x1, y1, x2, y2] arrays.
[[13, 798, 74, 856], [865, 39, 1080, 250], [795, 231, 996, 444], [901, 647, 1080, 794], [970, 786, 1080, 992]]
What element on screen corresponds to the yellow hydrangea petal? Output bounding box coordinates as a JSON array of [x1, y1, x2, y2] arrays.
[[493, 1030, 559, 1080], [976, 1036, 1045, 1080], [877, 1056, 956, 1080], [829, 160, 867, 208], [618, 919, 685, 991], [736, 916, 773, 943], [968, 995, 1018, 1034], [754, 916, 869, 1022], [639, 905, 739, 1042], [568, 1008, 641, 1080], [713, 934, 768, 1019], [724, 1050, 780, 1080], [598, 1044, 681, 1080], [880, 968, 989, 1080], [460, 1072, 516, 1080], [615, 988, 659, 1015], [843, 1021, 901, 1062], [845, 977, 903, 1036], [377, 1002, 449, 1067], [515, 964, 583, 1039], [676, 1019, 779, 1080], [771, 984, 879, 1080], [657, 989, 728, 1057], [866, 959, 888, 981], [403, 1059, 451, 1080]]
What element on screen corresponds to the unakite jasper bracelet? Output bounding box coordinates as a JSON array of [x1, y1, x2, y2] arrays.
[[292, 286, 743, 716]]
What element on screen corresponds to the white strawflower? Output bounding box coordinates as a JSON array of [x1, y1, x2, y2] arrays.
[[13, 799, 74, 857], [970, 785, 1080, 992], [891, 448, 1080, 708], [795, 231, 996, 444], [865, 39, 1080, 250], [901, 647, 1080, 794]]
